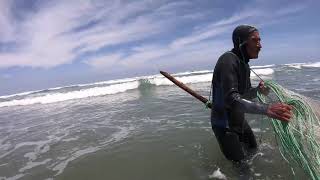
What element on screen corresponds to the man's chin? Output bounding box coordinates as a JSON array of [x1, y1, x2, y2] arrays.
[[250, 55, 259, 59]]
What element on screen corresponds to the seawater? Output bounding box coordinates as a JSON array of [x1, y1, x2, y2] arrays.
[[0, 62, 320, 180]]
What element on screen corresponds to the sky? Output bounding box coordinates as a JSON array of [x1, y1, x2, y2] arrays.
[[0, 0, 319, 95]]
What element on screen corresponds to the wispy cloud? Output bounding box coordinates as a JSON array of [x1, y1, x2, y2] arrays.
[[0, 0, 16, 43], [0, 0, 197, 68], [84, 1, 314, 73], [274, 4, 306, 16], [0, 0, 315, 71], [0, 1, 90, 68], [84, 53, 123, 70], [85, 38, 230, 72]]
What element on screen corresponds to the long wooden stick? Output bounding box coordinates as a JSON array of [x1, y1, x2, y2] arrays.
[[160, 71, 212, 109]]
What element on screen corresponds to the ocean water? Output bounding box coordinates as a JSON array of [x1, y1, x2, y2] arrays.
[[0, 62, 320, 180]]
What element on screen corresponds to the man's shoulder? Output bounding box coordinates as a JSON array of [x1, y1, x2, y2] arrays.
[[217, 51, 239, 65], [219, 51, 239, 59]]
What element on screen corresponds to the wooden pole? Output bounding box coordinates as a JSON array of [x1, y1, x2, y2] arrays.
[[160, 71, 212, 109]]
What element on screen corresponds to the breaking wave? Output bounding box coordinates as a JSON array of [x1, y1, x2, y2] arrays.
[[284, 61, 320, 69], [0, 64, 304, 108]]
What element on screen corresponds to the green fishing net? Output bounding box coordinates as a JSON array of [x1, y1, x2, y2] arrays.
[[257, 80, 320, 179]]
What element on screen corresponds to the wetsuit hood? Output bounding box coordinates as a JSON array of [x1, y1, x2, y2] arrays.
[[232, 25, 258, 63]]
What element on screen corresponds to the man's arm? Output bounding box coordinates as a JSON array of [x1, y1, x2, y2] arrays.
[[218, 55, 268, 114], [218, 57, 291, 121], [230, 93, 268, 114], [242, 87, 258, 100]]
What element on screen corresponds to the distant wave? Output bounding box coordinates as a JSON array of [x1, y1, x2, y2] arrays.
[[0, 67, 277, 108], [302, 62, 320, 68], [0, 81, 139, 107], [284, 61, 320, 69], [0, 90, 40, 99], [284, 63, 306, 69], [251, 64, 275, 69], [250, 68, 274, 78]]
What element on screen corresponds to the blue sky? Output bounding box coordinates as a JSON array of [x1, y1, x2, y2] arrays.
[[0, 0, 319, 95]]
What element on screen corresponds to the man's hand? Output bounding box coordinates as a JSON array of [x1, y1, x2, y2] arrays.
[[258, 81, 270, 96], [267, 103, 293, 122]]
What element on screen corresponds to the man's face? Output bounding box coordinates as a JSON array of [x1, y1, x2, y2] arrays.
[[246, 31, 262, 59]]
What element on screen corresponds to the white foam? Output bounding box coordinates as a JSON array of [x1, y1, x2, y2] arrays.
[[173, 70, 212, 76], [176, 74, 213, 84], [19, 159, 51, 172], [0, 139, 55, 160], [1, 70, 214, 102], [51, 126, 133, 176], [62, 137, 80, 142], [0, 77, 139, 99], [23, 144, 50, 162], [0, 163, 8, 167], [0, 90, 38, 99], [0, 81, 139, 107], [52, 146, 100, 176], [251, 64, 275, 69], [109, 126, 132, 142], [148, 77, 173, 86], [250, 68, 274, 77], [24, 152, 37, 161], [0, 140, 47, 159], [209, 168, 227, 179], [76, 77, 138, 87], [149, 73, 213, 86], [0, 142, 10, 152], [171, 71, 193, 76], [302, 62, 320, 68], [284, 62, 306, 69], [4, 174, 25, 180], [282, 61, 320, 69], [0, 68, 276, 108]]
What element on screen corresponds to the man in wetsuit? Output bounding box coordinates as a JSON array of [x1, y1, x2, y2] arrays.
[[211, 25, 292, 162]]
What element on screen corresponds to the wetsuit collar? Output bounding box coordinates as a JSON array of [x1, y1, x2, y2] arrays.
[[231, 48, 250, 64]]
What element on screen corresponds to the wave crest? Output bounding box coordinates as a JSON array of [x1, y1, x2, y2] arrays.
[[0, 69, 275, 107]]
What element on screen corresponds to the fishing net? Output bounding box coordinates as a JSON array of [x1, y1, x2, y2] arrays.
[[257, 80, 320, 179]]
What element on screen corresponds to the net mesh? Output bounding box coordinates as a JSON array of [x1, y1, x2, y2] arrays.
[[257, 80, 320, 179]]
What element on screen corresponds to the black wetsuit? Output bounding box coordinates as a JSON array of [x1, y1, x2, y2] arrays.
[[210, 47, 268, 162]]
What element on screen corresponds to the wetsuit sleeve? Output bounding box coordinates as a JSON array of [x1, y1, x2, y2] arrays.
[[242, 76, 258, 99], [231, 93, 268, 114], [218, 56, 268, 115], [242, 87, 258, 100]]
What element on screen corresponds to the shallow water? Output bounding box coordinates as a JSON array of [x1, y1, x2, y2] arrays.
[[0, 64, 319, 179]]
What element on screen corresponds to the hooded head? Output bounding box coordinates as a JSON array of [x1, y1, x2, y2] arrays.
[[232, 25, 261, 61]]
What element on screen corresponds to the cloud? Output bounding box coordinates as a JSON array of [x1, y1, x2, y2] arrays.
[[0, 1, 90, 68], [0, 0, 16, 43], [84, 1, 314, 73], [84, 53, 123, 69], [170, 25, 231, 49], [0, 0, 201, 69], [0, 0, 315, 71], [212, 10, 260, 27], [85, 38, 230, 73], [168, 10, 263, 49]]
